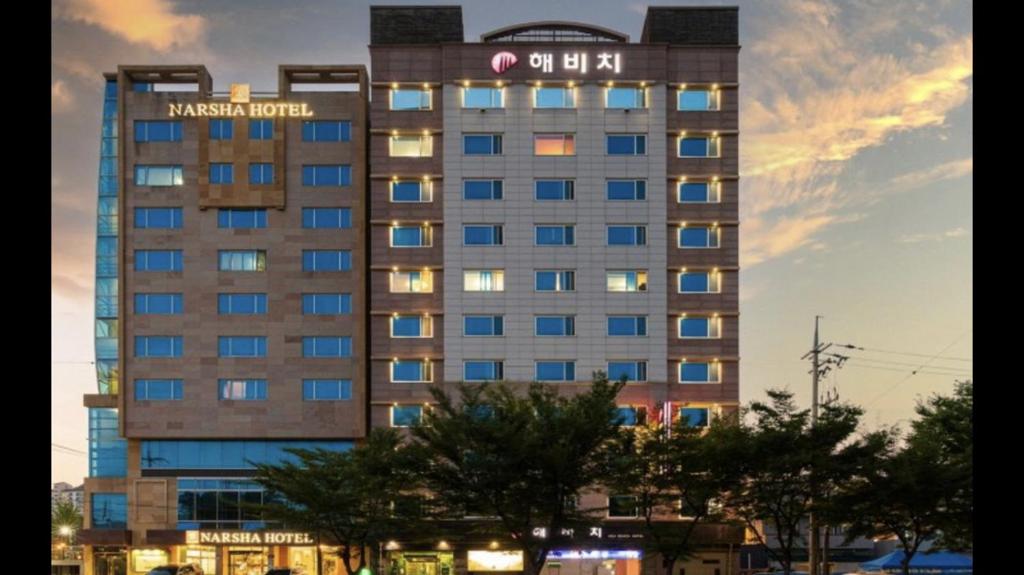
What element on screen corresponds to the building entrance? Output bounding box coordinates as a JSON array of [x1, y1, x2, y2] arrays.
[[228, 548, 269, 575]]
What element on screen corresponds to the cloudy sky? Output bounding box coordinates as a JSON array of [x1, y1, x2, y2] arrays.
[[51, 0, 972, 484]]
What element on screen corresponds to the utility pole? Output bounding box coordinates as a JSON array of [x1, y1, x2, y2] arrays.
[[801, 316, 829, 575]]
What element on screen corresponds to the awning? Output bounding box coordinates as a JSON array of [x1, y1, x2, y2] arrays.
[[859, 550, 972, 573]]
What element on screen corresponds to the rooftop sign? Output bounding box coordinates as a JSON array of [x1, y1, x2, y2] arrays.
[[168, 83, 315, 118]]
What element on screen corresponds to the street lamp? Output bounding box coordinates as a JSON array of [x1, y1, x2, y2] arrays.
[[59, 526, 72, 537]]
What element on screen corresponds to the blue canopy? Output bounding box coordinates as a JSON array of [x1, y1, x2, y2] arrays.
[[860, 550, 972, 573]]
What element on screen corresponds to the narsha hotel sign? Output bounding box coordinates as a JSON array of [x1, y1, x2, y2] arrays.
[[169, 83, 315, 118]]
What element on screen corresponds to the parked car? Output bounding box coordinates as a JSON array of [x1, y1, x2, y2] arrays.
[[146, 566, 204, 575]]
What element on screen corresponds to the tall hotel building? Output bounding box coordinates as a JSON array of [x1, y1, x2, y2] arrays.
[[79, 5, 740, 575]]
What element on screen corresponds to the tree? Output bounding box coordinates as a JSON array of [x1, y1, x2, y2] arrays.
[[252, 428, 426, 575], [411, 373, 625, 575], [910, 380, 972, 550], [721, 389, 868, 575], [604, 408, 743, 575], [51, 499, 82, 542]]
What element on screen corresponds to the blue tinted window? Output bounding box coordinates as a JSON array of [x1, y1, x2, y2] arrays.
[[536, 316, 574, 336], [607, 135, 646, 155], [218, 209, 267, 229], [615, 406, 646, 426], [218, 294, 267, 315], [134, 293, 183, 314], [302, 337, 352, 358], [680, 272, 710, 293], [134, 165, 183, 186], [391, 89, 431, 110], [134, 120, 182, 142], [464, 226, 503, 246], [463, 87, 503, 108], [464, 361, 503, 381], [217, 336, 267, 358], [608, 316, 647, 336], [209, 163, 234, 184], [249, 119, 274, 140], [302, 208, 351, 229], [91, 494, 127, 528], [463, 180, 503, 200], [536, 226, 574, 246], [464, 135, 502, 155], [302, 250, 351, 271], [302, 165, 352, 186], [392, 181, 427, 202], [680, 182, 711, 202], [392, 406, 423, 427], [135, 379, 183, 401], [135, 336, 183, 357], [249, 163, 274, 184], [219, 379, 267, 400], [302, 120, 351, 142], [209, 119, 233, 140], [680, 318, 711, 337], [608, 226, 646, 246], [680, 363, 711, 383], [302, 294, 351, 315], [680, 227, 717, 248], [392, 227, 428, 247], [392, 316, 428, 337], [607, 87, 645, 109], [535, 180, 574, 201], [678, 90, 712, 111], [679, 407, 710, 427], [134, 207, 182, 229], [607, 181, 646, 201], [535, 271, 574, 291], [464, 316, 503, 336], [392, 361, 428, 382], [536, 361, 575, 381], [608, 361, 647, 382], [679, 137, 709, 157], [219, 250, 266, 272], [89, 409, 126, 477], [140, 440, 352, 469], [535, 87, 574, 108], [303, 379, 353, 401]]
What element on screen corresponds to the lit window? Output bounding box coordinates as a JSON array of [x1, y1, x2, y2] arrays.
[[390, 270, 434, 293], [219, 250, 267, 272], [463, 270, 504, 292], [679, 226, 720, 248], [606, 271, 647, 292], [390, 88, 431, 111], [534, 134, 575, 156], [390, 135, 433, 157], [462, 87, 504, 108], [134, 165, 183, 186], [218, 379, 267, 400]]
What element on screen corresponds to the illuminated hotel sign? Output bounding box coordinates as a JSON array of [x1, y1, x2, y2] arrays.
[[185, 530, 315, 545], [467, 551, 524, 572], [168, 83, 315, 117], [548, 551, 641, 560]]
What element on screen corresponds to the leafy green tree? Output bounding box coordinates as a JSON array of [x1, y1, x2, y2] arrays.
[[721, 390, 867, 575], [51, 499, 82, 542], [604, 408, 743, 575], [411, 373, 625, 575], [252, 428, 426, 575]]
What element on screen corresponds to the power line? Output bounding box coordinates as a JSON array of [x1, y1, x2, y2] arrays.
[[52, 443, 87, 455], [841, 363, 972, 377], [825, 353, 973, 374], [862, 330, 972, 408], [834, 344, 971, 363]]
